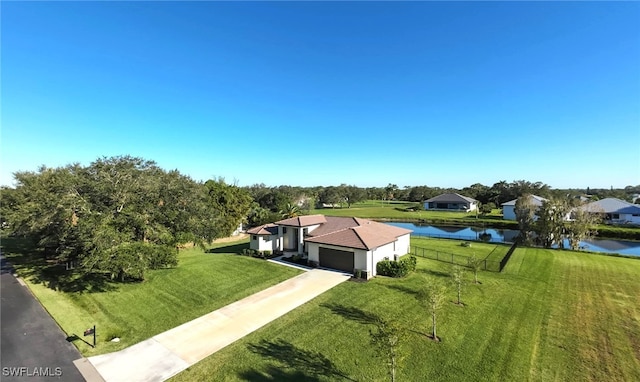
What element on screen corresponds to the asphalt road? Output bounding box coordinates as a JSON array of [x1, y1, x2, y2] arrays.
[[1, 255, 85, 382]]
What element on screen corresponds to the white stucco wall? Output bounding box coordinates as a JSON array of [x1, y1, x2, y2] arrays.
[[308, 235, 411, 279], [250, 235, 278, 251], [307, 242, 319, 261], [621, 213, 640, 225], [503, 205, 516, 220], [281, 226, 297, 250], [396, 234, 410, 255], [305, 224, 322, 235]]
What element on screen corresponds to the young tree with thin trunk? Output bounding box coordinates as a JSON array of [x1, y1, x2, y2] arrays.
[[514, 194, 537, 245], [566, 205, 603, 250], [418, 280, 448, 341], [370, 317, 404, 382], [450, 265, 465, 305], [535, 198, 570, 249], [467, 255, 483, 284]]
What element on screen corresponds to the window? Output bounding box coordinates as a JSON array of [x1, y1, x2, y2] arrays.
[[283, 227, 287, 234], [252, 235, 257, 240]]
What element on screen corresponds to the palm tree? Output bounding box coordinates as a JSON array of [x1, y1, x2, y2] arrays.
[[280, 203, 301, 218]]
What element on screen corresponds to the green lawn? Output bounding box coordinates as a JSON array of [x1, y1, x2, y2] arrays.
[[171, 246, 640, 382], [310, 200, 510, 225], [411, 236, 511, 263], [2, 238, 301, 356]]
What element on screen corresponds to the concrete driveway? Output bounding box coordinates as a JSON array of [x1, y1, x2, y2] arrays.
[[0, 256, 86, 382], [86, 268, 350, 382]]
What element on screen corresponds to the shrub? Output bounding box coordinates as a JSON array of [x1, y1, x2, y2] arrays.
[[354, 269, 362, 279], [376, 255, 416, 278], [403, 255, 417, 272], [479, 233, 492, 242], [263, 250, 272, 257]]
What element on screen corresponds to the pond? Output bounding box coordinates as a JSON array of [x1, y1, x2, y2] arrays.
[[385, 222, 640, 257]]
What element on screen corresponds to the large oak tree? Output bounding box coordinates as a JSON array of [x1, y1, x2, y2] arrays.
[[2, 156, 247, 282]]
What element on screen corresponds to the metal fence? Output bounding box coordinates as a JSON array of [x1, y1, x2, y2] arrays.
[[499, 242, 518, 272], [410, 245, 502, 272], [410, 241, 519, 273]]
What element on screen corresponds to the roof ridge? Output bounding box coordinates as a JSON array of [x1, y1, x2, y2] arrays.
[[349, 226, 371, 250], [309, 226, 353, 239]]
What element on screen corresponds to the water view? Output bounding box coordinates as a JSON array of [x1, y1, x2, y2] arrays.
[[386, 222, 640, 257]]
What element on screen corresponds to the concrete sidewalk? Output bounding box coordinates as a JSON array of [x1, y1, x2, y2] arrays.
[[85, 268, 350, 382]]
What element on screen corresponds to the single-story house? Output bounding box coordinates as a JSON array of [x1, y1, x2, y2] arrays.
[[247, 215, 412, 278], [577, 198, 640, 225], [501, 195, 547, 220], [423, 193, 478, 212]]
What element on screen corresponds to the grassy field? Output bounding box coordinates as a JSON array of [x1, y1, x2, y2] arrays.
[[1, 238, 301, 356], [411, 236, 511, 263], [171, 246, 640, 382], [311, 200, 512, 225], [410, 236, 512, 271]]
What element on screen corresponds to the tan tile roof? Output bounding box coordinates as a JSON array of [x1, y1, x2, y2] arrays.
[[275, 214, 327, 227], [306, 216, 360, 237], [305, 217, 412, 250], [246, 224, 278, 235]]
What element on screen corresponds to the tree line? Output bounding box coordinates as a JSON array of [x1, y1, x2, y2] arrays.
[[242, 180, 639, 220]]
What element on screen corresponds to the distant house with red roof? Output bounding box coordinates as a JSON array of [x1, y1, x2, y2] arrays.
[[247, 215, 412, 278]]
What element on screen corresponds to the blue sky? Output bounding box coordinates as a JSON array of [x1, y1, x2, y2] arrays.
[[2, 1, 639, 189]]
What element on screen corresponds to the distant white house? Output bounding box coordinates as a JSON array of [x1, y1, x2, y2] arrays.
[[423, 193, 478, 212], [231, 222, 244, 236], [576, 198, 640, 225], [246, 215, 412, 278], [501, 195, 547, 220]]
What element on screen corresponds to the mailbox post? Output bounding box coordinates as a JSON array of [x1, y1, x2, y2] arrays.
[[84, 325, 96, 347]]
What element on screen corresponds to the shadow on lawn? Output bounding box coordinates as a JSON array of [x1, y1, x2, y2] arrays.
[[239, 364, 322, 382], [320, 303, 380, 325], [207, 242, 249, 254], [246, 339, 355, 381], [1, 237, 116, 293], [416, 268, 450, 278], [383, 283, 420, 297]]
